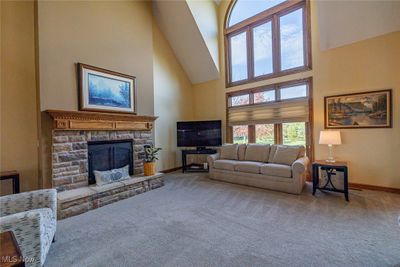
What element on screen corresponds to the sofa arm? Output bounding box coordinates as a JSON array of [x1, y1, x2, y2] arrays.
[[207, 153, 220, 167], [292, 156, 310, 174], [291, 156, 310, 194], [0, 208, 55, 267], [0, 189, 57, 218]]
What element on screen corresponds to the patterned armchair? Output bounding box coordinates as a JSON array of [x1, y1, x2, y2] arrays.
[[0, 189, 57, 267]]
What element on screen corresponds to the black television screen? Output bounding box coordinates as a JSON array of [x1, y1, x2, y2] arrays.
[[177, 120, 222, 147]]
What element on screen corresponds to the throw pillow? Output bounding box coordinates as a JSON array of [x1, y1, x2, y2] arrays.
[[272, 146, 300, 165], [94, 165, 130, 186], [244, 144, 270, 162], [220, 144, 238, 160]]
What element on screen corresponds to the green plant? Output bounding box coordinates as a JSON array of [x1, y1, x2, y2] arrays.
[[144, 145, 162, 162]]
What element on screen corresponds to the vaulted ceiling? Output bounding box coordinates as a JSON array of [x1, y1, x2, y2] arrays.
[[153, 0, 400, 85], [153, 0, 219, 85]]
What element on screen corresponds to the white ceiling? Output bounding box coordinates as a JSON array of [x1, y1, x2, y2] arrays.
[[317, 0, 400, 50], [153, 0, 219, 84]]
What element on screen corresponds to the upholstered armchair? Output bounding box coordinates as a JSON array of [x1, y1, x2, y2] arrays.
[[0, 189, 57, 267]]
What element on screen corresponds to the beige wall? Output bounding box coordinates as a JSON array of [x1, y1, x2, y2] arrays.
[[153, 20, 194, 171], [193, 1, 400, 189], [37, 0, 154, 115], [0, 1, 39, 193]]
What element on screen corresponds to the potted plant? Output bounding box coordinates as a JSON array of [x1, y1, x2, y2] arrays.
[[144, 145, 162, 176]]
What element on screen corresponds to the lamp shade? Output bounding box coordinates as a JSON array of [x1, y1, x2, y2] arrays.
[[319, 130, 341, 145]]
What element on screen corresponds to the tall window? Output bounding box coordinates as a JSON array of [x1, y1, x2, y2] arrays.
[[225, 0, 311, 87], [226, 78, 313, 158]]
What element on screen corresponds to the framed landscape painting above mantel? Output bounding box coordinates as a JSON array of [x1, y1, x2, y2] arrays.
[[324, 89, 392, 129], [78, 63, 136, 114]]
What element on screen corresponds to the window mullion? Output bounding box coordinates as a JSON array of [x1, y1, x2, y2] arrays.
[[247, 27, 254, 80], [276, 124, 283, 144], [272, 14, 280, 73], [248, 125, 256, 143]]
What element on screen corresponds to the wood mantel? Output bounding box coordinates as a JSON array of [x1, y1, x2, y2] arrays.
[[46, 109, 157, 131]]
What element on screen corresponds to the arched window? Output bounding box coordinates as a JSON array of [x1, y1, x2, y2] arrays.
[[225, 0, 311, 87]]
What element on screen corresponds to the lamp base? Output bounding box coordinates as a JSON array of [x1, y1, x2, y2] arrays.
[[325, 145, 336, 163]]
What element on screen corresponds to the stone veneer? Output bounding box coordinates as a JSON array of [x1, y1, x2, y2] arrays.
[[52, 130, 152, 191], [57, 174, 164, 219], [51, 129, 165, 219]]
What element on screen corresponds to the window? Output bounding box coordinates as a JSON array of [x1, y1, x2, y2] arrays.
[[225, 0, 311, 87], [233, 125, 248, 144], [254, 90, 275, 103], [228, 0, 286, 27], [256, 124, 275, 144], [230, 94, 250, 106], [280, 84, 307, 100], [226, 78, 313, 159], [230, 32, 248, 82], [282, 122, 306, 146], [279, 8, 304, 70], [253, 21, 273, 77]]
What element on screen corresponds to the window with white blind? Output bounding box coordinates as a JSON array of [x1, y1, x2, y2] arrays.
[[226, 78, 313, 157]]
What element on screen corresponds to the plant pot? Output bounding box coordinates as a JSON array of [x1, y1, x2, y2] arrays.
[[144, 162, 156, 176]]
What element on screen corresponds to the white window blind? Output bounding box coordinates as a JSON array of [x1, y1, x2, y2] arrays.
[[228, 98, 309, 126]]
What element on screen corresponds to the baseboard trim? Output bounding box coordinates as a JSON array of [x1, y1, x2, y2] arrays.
[[160, 167, 182, 173], [349, 183, 400, 194]]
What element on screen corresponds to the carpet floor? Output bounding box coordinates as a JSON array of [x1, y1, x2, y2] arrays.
[[46, 172, 400, 267]]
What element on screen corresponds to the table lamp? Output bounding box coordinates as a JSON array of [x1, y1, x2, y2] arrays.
[[319, 130, 341, 162]]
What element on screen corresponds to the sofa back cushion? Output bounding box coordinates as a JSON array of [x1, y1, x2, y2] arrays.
[[220, 144, 239, 160], [271, 145, 300, 166], [269, 144, 305, 162], [244, 144, 270, 162], [238, 144, 247, 161]]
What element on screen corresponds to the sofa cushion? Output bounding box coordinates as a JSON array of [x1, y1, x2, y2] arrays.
[[234, 161, 263, 174], [271, 145, 300, 165], [261, 163, 292, 178], [268, 145, 305, 162], [244, 144, 270, 162], [238, 144, 247, 161], [213, 160, 237, 171], [220, 144, 238, 160]]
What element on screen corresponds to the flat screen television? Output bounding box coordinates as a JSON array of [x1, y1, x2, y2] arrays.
[[177, 120, 222, 148]]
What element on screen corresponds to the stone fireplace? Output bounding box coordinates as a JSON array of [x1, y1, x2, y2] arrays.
[[52, 130, 149, 191], [47, 110, 164, 219]]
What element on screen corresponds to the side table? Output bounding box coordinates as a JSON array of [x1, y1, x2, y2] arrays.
[[0, 231, 25, 267], [182, 149, 217, 173], [312, 160, 349, 201]]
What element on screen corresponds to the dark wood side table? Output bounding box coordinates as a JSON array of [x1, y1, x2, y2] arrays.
[[0, 231, 25, 267], [182, 149, 217, 173], [0, 171, 20, 194], [312, 160, 349, 201]]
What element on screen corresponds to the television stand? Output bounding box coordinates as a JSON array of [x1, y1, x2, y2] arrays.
[[182, 148, 217, 173]]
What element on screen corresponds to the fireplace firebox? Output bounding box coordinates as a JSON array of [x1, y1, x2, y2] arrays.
[[88, 140, 134, 185]]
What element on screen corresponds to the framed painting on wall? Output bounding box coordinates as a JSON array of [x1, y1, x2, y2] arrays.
[[324, 89, 392, 129], [78, 63, 136, 114]]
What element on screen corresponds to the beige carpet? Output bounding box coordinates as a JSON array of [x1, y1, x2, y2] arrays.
[[46, 172, 400, 267]]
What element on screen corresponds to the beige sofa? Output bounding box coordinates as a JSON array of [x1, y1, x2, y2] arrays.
[[207, 144, 309, 194]]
